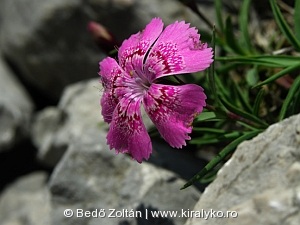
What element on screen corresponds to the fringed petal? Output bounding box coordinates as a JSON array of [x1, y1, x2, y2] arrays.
[[107, 97, 152, 163], [143, 83, 206, 147], [118, 18, 164, 79], [144, 21, 213, 81]]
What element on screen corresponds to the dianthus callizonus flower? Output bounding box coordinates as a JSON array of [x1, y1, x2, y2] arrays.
[[99, 18, 213, 163]]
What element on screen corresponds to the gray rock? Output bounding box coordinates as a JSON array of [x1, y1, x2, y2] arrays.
[[31, 106, 66, 167], [0, 0, 213, 100], [3, 76, 201, 225], [0, 172, 51, 225], [185, 114, 300, 225], [98, 0, 212, 40], [229, 186, 300, 225], [0, 57, 34, 152], [0, 0, 103, 100], [49, 128, 200, 225], [31, 78, 103, 167]]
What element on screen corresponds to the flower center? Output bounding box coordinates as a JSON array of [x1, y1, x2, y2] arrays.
[[126, 70, 151, 98], [135, 77, 149, 90]]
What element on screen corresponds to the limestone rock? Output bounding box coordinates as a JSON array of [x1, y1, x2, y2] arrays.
[[0, 57, 34, 152], [185, 114, 300, 225], [0, 0, 103, 100], [31, 78, 103, 167], [0, 172, 51, 225], [49, 129, 200, 225]]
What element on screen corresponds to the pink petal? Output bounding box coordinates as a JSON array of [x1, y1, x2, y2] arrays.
[[107, 97, 152, 163], [143, 83, 206, 148], [100, 91, 118, 124], [99, 57, 131, 123], [118, 18, 163, 78], [144, 21, 213, 81]]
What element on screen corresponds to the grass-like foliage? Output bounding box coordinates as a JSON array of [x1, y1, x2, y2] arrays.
[[180, 0, 300, 189]]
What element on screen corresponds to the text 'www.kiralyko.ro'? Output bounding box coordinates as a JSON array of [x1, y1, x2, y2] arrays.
[[64, 208, 238, 220]]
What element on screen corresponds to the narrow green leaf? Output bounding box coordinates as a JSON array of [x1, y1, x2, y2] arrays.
[[269, 0, 300, 51], [181, 130, 261, 189], [194, 111, 225, 122], [200, 169, 218, 183], [189, 138, 222, 145], [295, 0, 300, 41], [215, 0, 224, 32], [279, 75, 300, 120], [239, 0, 253, 53], [254, 63, 300, 88], [253, 88, 265, 117], [207, 26, 218, 105], [236, 121, 259, 131], [225, 17, 245, 55], [190, 131, 243, 145], [232, 81, 253, 113], [215, 73, 230, 98], [220, 96, 269, 127], [193, 127, 226, 134], [216, 55, 300, 67]]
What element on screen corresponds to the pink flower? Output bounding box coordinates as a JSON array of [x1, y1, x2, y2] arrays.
[[99, 18, 213, 163]]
